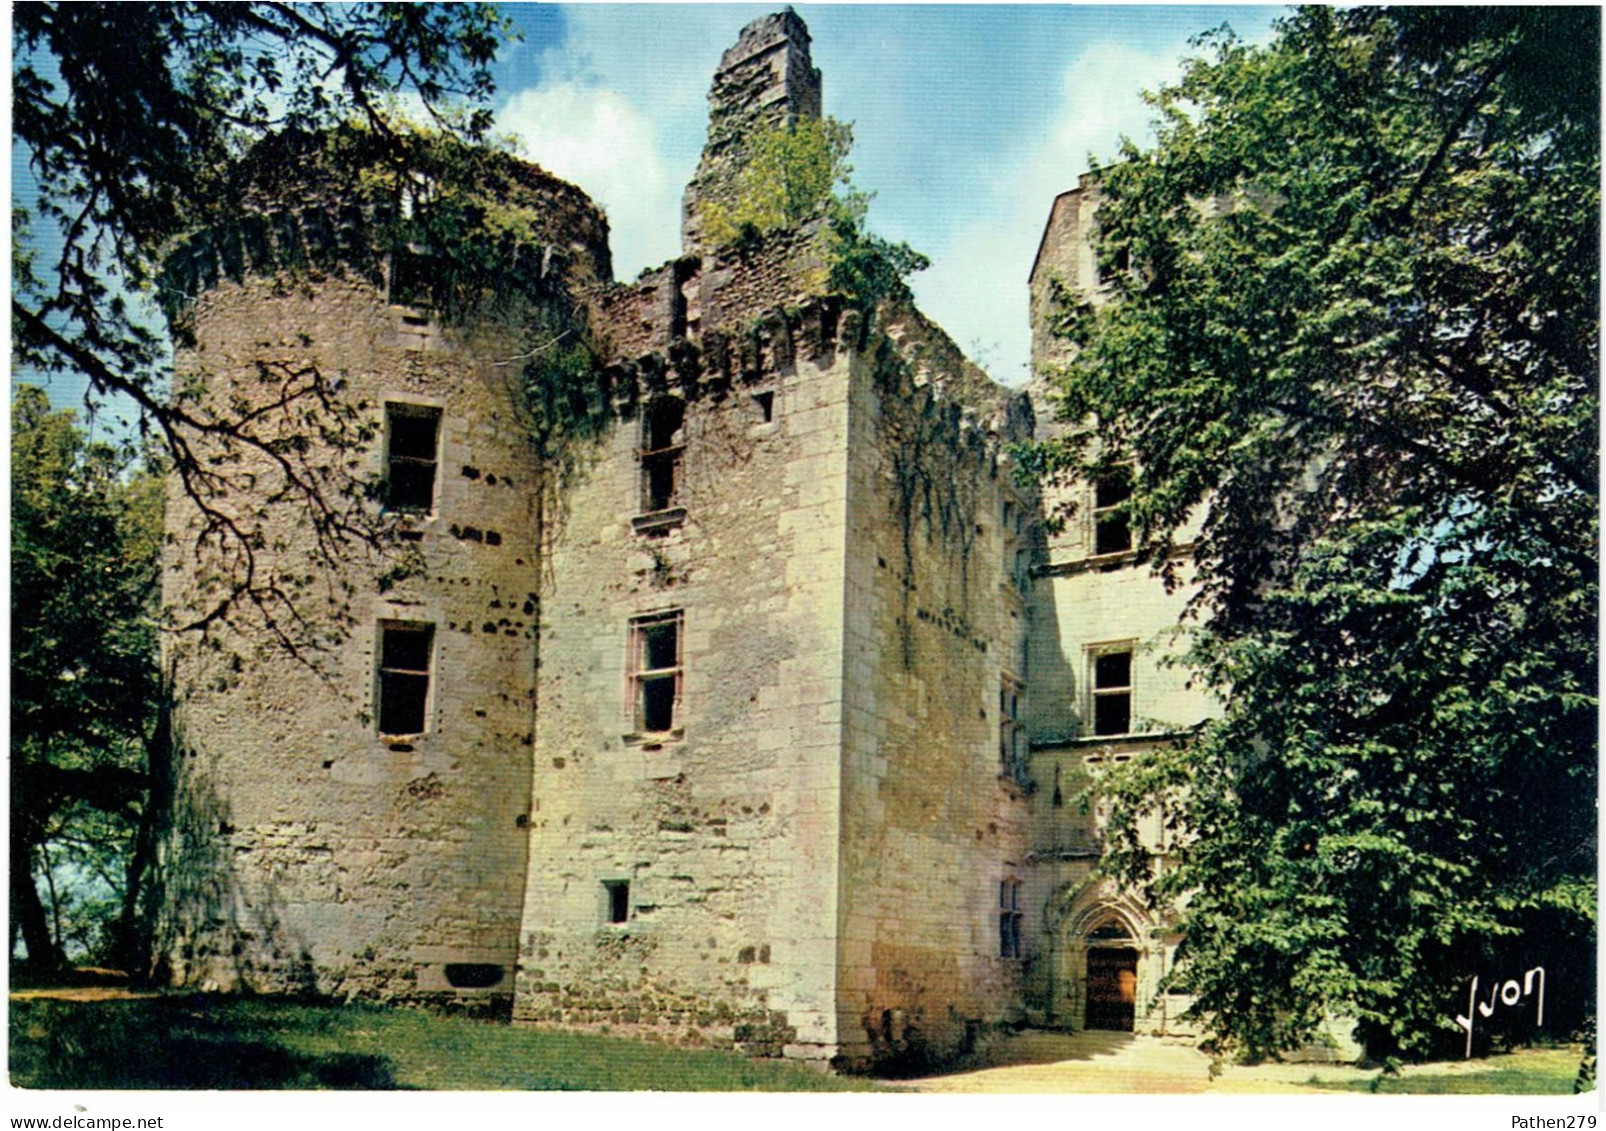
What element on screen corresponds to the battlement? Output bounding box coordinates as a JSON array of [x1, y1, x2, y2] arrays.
[[158, 136, 611, 321]]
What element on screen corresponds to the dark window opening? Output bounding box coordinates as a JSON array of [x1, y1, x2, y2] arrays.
[[631, 612, 682, 734], [752, 390, 775, 423], [644, 398, 684, 451], [389, 244, 436, 308], [387, 404, 441, 513], [1092, 649, 1132, 736], [443, 962, 503, 989], [999, 879, 1023, 958], [604, 880, 630, 924], [1002, 497, 1030, 589], [641, 674, 676, 732], [378, 622, 433, 735], [1093, 470, 1132, 555], [999, 676, 1025, 780], [642, 453, 678, 512], [1097, 245, 1133, 287], [640, 399, 685, 513]]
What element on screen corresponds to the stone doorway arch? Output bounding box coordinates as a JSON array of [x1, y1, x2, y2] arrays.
[[1043, 878, 1172, 1033]]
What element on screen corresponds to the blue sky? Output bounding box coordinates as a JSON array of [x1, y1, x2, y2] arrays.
[[15, 4, 1286, 420], [487, 4, 1285, 385]]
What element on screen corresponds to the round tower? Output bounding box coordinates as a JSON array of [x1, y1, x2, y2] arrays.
[[153, 130, 610, 1006]]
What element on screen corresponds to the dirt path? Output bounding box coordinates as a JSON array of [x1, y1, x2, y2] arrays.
[[888, 1031, 1218, 1093], [10, 985, 163, 1003], [890, 1030, 1585, 1094]]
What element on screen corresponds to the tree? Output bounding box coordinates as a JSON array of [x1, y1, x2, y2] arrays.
[[700, 117, 859, 246], [11, 386, 163, 971], [10, 3, 518, 972], [697, 116, 930, 308], [1045, 7, 1597, 1060], [12, 2, 510, 636]]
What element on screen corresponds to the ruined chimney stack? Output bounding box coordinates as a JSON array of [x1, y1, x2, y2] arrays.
[[680, 8, 823, 254]]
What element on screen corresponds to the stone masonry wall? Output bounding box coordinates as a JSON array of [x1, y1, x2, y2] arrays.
[[157, 275, 550, 1004], [681, 8, 822, 253], [833, 320, 1036, 1069], [596, 224, 830, 364], [513, 304, 855, 1064]]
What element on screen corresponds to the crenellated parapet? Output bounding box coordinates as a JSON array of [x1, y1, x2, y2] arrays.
[[594, 290, 1033, 485], [158, 131, 612, 331]]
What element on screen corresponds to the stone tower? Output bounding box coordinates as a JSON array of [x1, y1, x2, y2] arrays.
[[154, 136, 611, 1005], [680, 7, 823, 254]]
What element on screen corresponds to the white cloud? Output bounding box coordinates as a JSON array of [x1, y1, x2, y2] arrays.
[[910, 45, 1182, 388], [497, 83, 680, 282]]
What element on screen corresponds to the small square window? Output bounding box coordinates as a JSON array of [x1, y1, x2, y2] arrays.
[[602, 880, 630, 924], [377, 622, 434, 735], [1091, 648, 1133, 736], [386, 404, 441, 513], [630, 611, 683, 734]]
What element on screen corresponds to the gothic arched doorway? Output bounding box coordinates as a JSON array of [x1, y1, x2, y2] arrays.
[[1084, 941, 1138, 1031]]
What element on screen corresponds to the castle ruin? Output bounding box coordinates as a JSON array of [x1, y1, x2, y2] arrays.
[[155, 10, 1215, 1071]]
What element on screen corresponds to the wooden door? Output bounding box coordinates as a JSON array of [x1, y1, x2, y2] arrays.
[[1085, 947, 1138, 1031]]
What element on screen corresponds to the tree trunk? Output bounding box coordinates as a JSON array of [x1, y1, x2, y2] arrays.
[[10, 833, 64, 972]]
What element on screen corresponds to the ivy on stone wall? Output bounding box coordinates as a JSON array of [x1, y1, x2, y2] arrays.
[[696, 118, 928, 312]]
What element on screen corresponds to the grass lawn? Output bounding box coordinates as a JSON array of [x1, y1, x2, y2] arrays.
[[1300, 1046, 1586, 1095], [9, 995, 887, 1091]]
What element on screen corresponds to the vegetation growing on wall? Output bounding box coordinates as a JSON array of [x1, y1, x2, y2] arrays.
[[1046, 6, 1598, 1062], [698, 118, 930, 310]]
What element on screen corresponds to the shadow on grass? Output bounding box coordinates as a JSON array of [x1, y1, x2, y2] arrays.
[[1300, 1047, 1584, 1096], [887, 1029, 1141, 1081], [10, 997, 401, 1090], [10, 994, 883, 1092]]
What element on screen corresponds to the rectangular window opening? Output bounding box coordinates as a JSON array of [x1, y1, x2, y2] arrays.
[[1092, 649, 1133, 736], [999, 674, 1025, 779], [639, 398, 686, 514], [1093, 470, 1133, 555], [377, 622, 434, 736], [389, 244, 436, 309], [603, 880, 630, 925], [386, 403, 442, 514], [999, 879, 1023, 958], [1002, 496, 1030, 590], [631, 611, 683, 734]]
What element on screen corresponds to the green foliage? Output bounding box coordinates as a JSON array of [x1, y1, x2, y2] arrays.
[[9, 997, 886, 1091], [826, 220, 932, 311], [1303, 1046, 1583, 1095], [1049, 8, 1598, 1060], [701, 117, 860, 245], [699, 117, 928, 308], [13, 2, 509, 412], [11, 386, 163, 970]]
